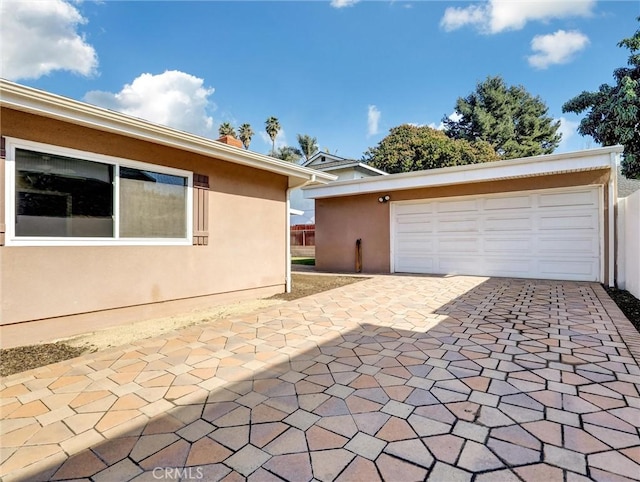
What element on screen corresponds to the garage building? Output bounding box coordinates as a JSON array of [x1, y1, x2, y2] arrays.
[[304, 147, 623, 285]]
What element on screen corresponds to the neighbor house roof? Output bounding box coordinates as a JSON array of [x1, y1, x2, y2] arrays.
[[617, 166, 640, 198], [0, 79, 336, 188], [304, 146, 623, 199], [303, 151, 388, 177]]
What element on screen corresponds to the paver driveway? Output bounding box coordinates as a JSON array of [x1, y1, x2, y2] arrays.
[[1, 275, 640, 481]]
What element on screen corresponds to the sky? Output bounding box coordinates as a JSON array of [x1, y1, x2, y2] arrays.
[[1, 0, 638, 160]]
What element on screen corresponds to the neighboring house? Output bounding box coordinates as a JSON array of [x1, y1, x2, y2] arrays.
[[290, 152, 387, 225], [305, 146, 624, 286], [0, 80, 334, 346], [617, 166, 640, 198]]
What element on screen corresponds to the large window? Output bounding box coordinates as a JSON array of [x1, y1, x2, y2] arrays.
[[6, 139, 192, 245]]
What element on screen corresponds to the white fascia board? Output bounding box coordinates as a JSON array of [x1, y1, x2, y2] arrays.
[[0, 80, 336, 186], [304, 147, 623, 199]]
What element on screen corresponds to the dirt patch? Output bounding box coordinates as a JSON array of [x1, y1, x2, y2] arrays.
[[0, 273, 365, 377], [604, 286, 640, 332], [269, 274, 364, 301]]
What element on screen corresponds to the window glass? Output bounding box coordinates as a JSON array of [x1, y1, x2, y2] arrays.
[[119, 167, 187, 238], [15, 149, 113, 237]]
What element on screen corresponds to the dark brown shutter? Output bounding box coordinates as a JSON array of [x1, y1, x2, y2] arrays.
[[193, 174, 209, 245]]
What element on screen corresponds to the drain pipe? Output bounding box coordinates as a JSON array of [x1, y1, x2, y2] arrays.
[[286, 174, 316, 293]]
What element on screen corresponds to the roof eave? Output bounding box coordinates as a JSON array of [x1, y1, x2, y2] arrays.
[[0, 80, 336, 185], [304, 147, 623, 199]]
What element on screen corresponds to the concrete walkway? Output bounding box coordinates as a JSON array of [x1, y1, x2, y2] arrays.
[[1, 275, 640, 481]]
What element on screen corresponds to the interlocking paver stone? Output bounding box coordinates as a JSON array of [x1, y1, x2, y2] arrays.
[[2, 275, 639, 481]]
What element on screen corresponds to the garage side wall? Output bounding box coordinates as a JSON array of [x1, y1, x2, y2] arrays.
[[0, 109, 288, 342], [315, 170, 610, 275], [316, 194, 390, 273]]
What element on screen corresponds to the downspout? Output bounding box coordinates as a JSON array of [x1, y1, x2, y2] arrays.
[[608, 152, 619, 287], [286, 174, 316, 293]]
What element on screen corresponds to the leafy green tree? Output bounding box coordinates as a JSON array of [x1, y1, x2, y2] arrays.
[[238, 123, 254, 150], [265, 116, 281, 154], [563, 18, 640, 179], [297, 134, 319, 162], [273, 146, 302, 163], [218, 122, 236, 138], [363, 124, 499, 174], [444, 76, 561, 159]]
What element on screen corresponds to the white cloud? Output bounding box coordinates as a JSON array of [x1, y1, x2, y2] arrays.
[[441, 0, 595, 34], [0, 0, 98, 80], [368, 105, 381, 136], [528, 30, 590, 69], [557, 116, 580, 149], [330, 0, 360, 8], [428, 111, 462, 131], [85, 71, 215, 137]]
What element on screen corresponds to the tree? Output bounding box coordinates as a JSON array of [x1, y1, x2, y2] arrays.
[[563, 18, 640, 179], [443, 76, 561, 159], [265, 117, 281, 154], [218, 122, 236, 138], [363, 124, 499, 174], [238, 123, 254, 150], [297, 134, 319, 162], [272, 146, 302, 163]]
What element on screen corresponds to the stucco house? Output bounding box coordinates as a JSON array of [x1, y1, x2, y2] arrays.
[[304, 147, 624, 286], [290, 152, 387, 226], [0, 80, 334, 346]]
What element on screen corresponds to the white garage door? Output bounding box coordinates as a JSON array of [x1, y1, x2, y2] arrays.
[[392, 187, 602, 281]]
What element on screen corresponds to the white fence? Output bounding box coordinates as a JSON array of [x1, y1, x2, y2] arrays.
[[618, 189, 640, 298]]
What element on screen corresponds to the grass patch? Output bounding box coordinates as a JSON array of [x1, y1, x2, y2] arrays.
[[292, 257, 315, 266]]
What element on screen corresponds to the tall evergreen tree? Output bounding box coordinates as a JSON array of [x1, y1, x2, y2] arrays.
[[443, 76, 561, 159], [265, 117, 281, 155], [563, 17, 640, 178], [238, 123, 254, 150]]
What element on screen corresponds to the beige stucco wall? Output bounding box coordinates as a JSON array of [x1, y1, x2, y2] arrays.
[[0, 108, 288, 333], [316, 170, 612, 280]]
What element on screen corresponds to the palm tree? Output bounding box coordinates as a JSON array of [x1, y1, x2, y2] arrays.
[[297, 134, 319, 162], [273, 146, 302, 163], [218, 122, 236, 138], [265, 117, 281, 155], [238, 123, 254, 150]]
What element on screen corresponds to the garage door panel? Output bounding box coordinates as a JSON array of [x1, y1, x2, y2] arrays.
[[397, 236, 435, 253], [397, 204, 435, 215], [538, 190, 597, 207], [437, 218, 479, 232], [482, 258, 533, 276], [396, 256, 434, 272], [396, 213, 433, 225], [437, 257, 482, 273], [437, 238, 480, 253], [484, 196, 530, 210], [393, 187, 601, 282], [485, 216, 533, 232], [538, 237, 599, 255], [484, 238, 531, 252], [436, 199, 479, 213], [539, 212, 598, 230], [396, 220, 434, 233], [538, 259, 599, 278]]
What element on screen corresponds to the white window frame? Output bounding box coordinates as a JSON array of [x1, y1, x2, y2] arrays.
[[4, 137, 193, 246]]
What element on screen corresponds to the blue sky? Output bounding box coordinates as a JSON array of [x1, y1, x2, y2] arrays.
[[1, 0, 638, 159]]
